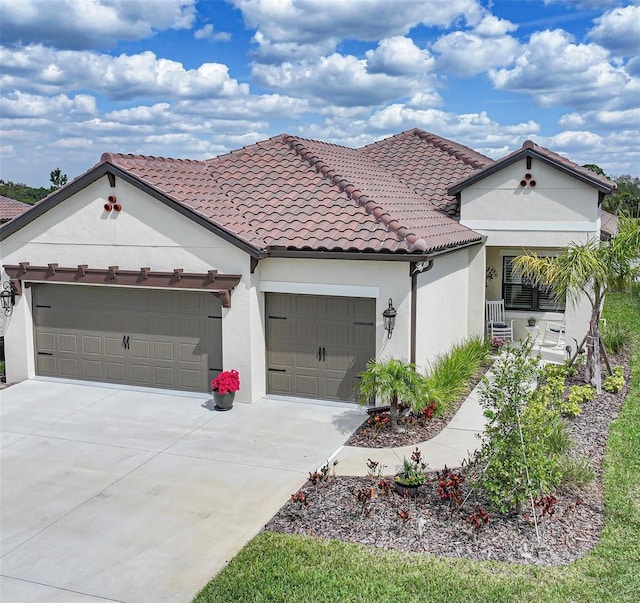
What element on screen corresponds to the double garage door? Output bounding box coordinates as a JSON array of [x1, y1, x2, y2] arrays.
[[34, 284, 222, 392], [266, 293, 376, 402]]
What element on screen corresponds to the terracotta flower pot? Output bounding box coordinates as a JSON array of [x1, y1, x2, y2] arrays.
[[213, 391, 235, 411]]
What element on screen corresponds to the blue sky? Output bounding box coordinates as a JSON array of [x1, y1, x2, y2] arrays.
[[1, 0, 638, 187]]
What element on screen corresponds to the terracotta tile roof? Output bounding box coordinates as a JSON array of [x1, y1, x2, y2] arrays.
[[102, 132, 484, 256], [0, 195, 31, 223], [360, 129, 494, 217]]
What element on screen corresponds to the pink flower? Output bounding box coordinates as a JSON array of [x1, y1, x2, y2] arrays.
[[211, 369, 240, 394]]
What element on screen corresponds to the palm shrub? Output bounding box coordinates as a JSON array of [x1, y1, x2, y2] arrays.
[[357, 358, 432, 430]]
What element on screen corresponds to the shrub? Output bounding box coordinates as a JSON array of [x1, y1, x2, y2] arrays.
[[602, 321, 633, 355], [546, 421, 572, 455], [603, 366, 625, 393], [424, 337, 490, 415], [556, 453, 595, 487], [473, 339, 563, 513], [562, 385, 595, 417]]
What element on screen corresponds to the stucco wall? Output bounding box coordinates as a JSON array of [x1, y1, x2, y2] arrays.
[[1, 176, 260, 402], [414, 248, 475, 374], [460, 158, 600, 247]]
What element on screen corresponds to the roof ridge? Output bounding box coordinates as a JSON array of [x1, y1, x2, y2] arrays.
[[100, 152, 207, 165], [282, 134, 429, 252], [411, 129, 490, 169]]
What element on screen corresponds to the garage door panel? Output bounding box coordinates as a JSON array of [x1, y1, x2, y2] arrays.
[[58, 334, 78, 353], [268, 349, 292, 368], [266, 293, 375, 402], [181, 369, 201, 389], [268, 371, 291, 395], [33, 284, 222, 393], [104, 338, 125, 357], [129, 340, 151, 360], [83, 336, 102, 355], [295, 374, 319, 397], [179, 342, 201, 363], [83, 360, 103, 379], [38, 332, 56, 351], [37, 355, 57, 374], [59, 358, 79, 377], [130, 364, 152, 385], [153, 367, 174, 387], [294, 348, 321, 370]]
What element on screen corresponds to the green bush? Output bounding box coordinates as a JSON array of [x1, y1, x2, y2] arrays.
[[603, 366, 626, 393], [562, 385, 595, 417], [474, 340, 563, 513]]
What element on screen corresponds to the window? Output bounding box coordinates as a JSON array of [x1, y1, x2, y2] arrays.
[[502, 256, 565, 312]]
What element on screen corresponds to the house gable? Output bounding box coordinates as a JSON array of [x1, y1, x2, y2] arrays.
[[452, 142, 615, 248]]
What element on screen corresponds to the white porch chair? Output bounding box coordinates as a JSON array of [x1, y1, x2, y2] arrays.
[[543, 318, 566, 348], [486, 300, 514, 342]]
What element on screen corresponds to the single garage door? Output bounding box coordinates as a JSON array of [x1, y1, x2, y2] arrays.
[[266, 293, 376, 402], [33, 284, 222, 392]]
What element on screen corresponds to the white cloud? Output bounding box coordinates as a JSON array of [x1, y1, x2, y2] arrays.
[[0, 91, 97, 118], [365, 37, 435, 76], [194, 24, 232, 42], [489, 29, 638, 110], [253, 52, 437, 107], [1, 46, 248, 101], [588, 4, 640, 56], [0, 0, 196, 49], [560, 107, 640, 130], [232, 0, 485, 61]]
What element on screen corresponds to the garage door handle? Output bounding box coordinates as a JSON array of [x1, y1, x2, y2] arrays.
[[322, 346, 326, 362], [316, 347, 321, 361], [122, 335, 130, 349]]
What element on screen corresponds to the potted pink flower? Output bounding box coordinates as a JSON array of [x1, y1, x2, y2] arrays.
[[211, 369, 240, 411]]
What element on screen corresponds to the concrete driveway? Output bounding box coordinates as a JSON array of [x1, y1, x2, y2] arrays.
[[0, 379, 365, 603]]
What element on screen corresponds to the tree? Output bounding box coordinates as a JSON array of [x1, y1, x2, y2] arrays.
[[357, 358, 431, 430], [582, 164, 640, 217], [49, 168, 68, 189], [513, 216, 640, 393]]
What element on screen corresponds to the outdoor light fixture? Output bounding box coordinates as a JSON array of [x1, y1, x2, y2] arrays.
[[0, 281, 16, 316], [382, 298, 397, 339]]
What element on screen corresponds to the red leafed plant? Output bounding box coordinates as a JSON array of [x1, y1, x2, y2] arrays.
[[211, 369, 240, 394]]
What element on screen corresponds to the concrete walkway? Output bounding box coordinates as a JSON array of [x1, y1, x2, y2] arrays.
[[0, 379, 365, 603], [332, 372, 490, 476]]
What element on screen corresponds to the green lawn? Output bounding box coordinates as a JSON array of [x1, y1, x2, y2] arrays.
[[194, 293, 640, 603]]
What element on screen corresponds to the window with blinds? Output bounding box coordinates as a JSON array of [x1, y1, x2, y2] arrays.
[[502, 256, 565, 312]]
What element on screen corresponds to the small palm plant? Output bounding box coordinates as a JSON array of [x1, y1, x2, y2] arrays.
[[357, 358, 430, 430]]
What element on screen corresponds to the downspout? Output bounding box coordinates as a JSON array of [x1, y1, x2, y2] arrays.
[[410, 260, 434, 364]]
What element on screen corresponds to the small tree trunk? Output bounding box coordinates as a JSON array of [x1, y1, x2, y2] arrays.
[[390, 395, 400, 431]]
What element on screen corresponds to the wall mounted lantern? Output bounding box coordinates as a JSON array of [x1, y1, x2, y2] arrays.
[[382, 298, 397, 339], [1, 282, 16, 316]]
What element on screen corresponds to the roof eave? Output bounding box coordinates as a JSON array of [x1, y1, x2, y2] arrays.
[[264, 237, 485, 262], [0, 161, 264, 260], [447, 148, 615, 196]]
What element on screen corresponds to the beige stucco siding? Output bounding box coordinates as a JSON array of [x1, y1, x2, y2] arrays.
[[1, 177, 259, 402], [414, 248, 475, 374], [460, 159, 600, 247]]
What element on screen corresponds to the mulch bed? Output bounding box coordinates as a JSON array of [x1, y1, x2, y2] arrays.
[[345, 362, 490, 448], [264, 353, 631, 566]]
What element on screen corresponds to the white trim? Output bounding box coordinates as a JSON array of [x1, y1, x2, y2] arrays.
[[259, 281, 379, 298], [461, 220, 598, 232]]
